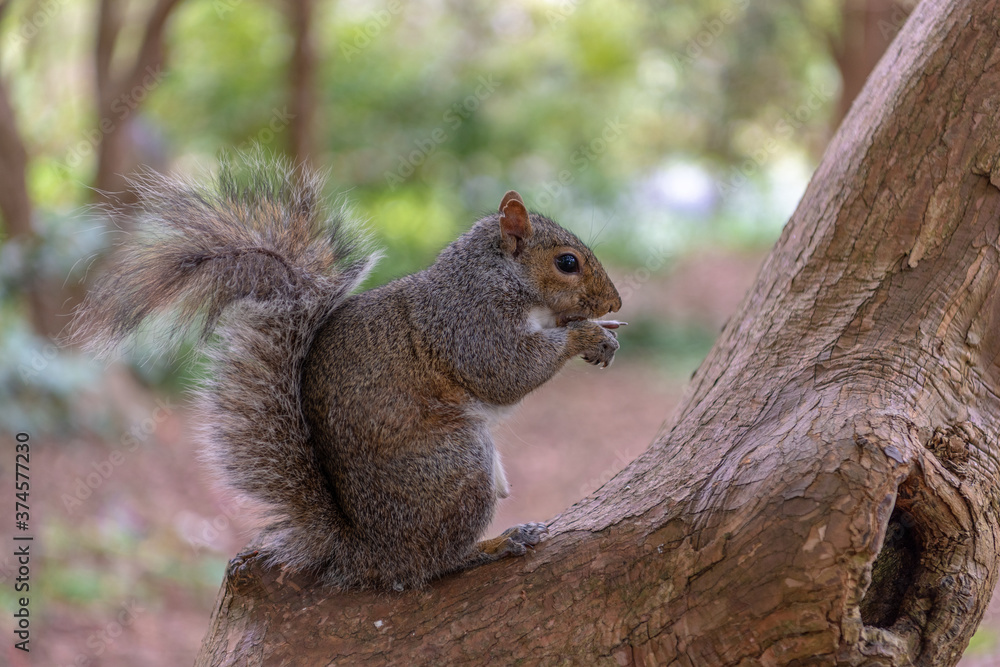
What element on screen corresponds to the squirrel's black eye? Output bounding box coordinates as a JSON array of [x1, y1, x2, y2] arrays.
[[555, 253, 580, 274]]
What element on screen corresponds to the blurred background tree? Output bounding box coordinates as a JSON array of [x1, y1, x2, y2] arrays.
[[20, 1, 996, 666], [1, 0, 900, 341], [2, 0, 853, 296], [0, 0, 864, 426]]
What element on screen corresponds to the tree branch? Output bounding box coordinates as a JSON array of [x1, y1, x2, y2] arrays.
[[95, 0, 122, 106], [93, 0, 182, 201], [121, 0, 182, 99], [197, 0, 1000, 664]]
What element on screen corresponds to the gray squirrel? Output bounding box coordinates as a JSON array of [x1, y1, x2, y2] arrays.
[[75, 159, 623, 590]]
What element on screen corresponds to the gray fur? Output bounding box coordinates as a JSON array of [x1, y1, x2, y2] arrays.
[[75, 159, 621, 590]]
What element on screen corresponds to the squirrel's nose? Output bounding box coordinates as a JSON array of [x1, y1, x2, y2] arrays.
[[609, 290, 622, 313]]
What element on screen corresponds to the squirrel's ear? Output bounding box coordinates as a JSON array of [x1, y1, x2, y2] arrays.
[[498, 190, 531, 255]]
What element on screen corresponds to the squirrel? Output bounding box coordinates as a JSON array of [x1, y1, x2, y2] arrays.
[[74, 158, 623, 591]]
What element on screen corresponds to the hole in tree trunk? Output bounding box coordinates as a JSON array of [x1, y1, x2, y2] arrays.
[[859, 507, 922, 628]]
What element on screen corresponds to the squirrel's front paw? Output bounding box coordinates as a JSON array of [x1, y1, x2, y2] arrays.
[[569, 321, 619, 368]]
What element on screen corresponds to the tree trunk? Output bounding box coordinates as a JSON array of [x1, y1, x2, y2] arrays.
[[196, 1, 1000, 664], [287, 0, 317, 167], [832, 0, 914, 126], [0, 71, 53, 336], [93, 0, 181, 205]]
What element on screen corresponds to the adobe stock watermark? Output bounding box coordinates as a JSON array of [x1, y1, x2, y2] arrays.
[[383, 75, 500, 191], [672, 0, 749, 72], [177, 496, 251, 555], [545, 0, 581, 27], [716, 82, 835, 199], [615, 243, 671, 304], [578, 449, 637, 498], [339, 0, 404, 63], [876, 0, 917, 41], [7, 0, 70, 47], [61, 65, 165, 171], [61, 398, 175, 514], [56, 599, 145, 667], [533, 117, 627, 210], [17, 341, 60, 383], [213, 0, 244, 18], [232, 107, 296, 153]]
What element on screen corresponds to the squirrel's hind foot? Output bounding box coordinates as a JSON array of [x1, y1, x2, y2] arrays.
[[478, 522, 549, 559], [226, 549, 264, 593]]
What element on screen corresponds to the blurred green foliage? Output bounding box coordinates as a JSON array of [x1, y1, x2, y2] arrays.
[[5, 0, 840, 248], [967, 624, 999, 657], [614, 317, 717, 380], [0, 0, 842, 436]]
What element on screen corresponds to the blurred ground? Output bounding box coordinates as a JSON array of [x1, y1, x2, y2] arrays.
[[6, 248, 1000, 665]]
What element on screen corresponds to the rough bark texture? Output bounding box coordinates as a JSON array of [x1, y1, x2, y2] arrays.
[[197, 1, 1000, 664]]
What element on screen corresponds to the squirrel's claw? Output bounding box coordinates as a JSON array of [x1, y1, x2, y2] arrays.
[[504, 522, 548, 547]]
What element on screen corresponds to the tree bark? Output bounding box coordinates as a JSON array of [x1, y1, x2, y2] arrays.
[[196, 1, 1000, 664], [832, 0, 914, 126], [287, 0, 317, 167]]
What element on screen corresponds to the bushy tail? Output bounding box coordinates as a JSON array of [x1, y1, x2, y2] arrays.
[[75, 158, 378, 571]]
